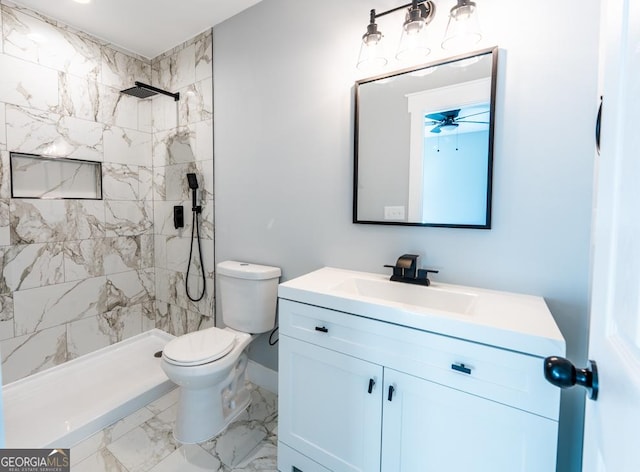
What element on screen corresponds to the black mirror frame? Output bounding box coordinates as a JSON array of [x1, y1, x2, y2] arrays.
[[353, 46, 499, 229]]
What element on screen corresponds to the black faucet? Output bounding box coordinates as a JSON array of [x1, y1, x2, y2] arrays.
[[384, 254, 439, 286]]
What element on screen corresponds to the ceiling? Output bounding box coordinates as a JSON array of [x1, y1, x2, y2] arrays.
[[9, 0, 263, 59]]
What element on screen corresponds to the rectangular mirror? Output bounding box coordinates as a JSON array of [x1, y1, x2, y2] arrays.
[[354, 47, 498, 228]]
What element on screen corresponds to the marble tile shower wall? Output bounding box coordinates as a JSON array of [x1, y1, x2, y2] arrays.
[[150, 32, 215, 338], [0, 1, 215, 384]]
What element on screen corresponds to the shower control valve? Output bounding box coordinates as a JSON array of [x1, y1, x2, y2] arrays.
[[173, 205, 184, 229]]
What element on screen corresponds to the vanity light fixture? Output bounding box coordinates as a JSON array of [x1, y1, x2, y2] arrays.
[[396, 0, 434, 63], [356, 0, 482, 70], [357, 0, 435, 71], [441, 0, 482, 51], [356, 9, 388, 71]]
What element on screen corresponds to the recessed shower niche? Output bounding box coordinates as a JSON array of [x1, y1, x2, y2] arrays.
[[10, 152, 103, 200]]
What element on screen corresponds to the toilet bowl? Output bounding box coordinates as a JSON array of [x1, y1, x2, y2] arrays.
[[161, 327, 253, 443], [161, 261, 281, 444]]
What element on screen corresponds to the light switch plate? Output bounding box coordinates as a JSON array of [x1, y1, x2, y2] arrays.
[[384, 206, 405, 220]]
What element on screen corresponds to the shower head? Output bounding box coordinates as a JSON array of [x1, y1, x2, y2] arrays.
[[120, 84, 157, 99], [120, 81, 180, 101]]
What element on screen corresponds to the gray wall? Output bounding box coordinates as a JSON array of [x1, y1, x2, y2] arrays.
[[213, 1, 599, 470]]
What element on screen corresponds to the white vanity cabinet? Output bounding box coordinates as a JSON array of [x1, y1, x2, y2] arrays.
[[277, 268, 565, 472], [380, 368, 558, 471], [279, 336, 382, 472]]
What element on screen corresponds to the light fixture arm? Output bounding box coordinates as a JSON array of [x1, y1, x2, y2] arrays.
[[372, 0, 435, 21], [363, 9, 383, 45], [365, 9, 379, 36]]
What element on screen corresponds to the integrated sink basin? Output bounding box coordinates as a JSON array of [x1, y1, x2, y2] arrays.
[[277, 266, 567, 357], [332, 277, 477, 314]]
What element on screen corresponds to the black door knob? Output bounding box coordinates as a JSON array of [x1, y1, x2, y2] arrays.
[[543, 356, 599, 401]]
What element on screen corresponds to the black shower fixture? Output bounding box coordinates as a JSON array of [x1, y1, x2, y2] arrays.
[[185, 173, 205, 302], [187, 173, 199, 190], [186, 173, 200, 213], [120, 81, 180, 101]]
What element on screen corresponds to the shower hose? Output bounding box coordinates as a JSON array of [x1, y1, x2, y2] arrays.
[[185, 206, 206, 302]]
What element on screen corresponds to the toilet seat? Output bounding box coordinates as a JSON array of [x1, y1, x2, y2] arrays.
[[163, 328, 236, 366]]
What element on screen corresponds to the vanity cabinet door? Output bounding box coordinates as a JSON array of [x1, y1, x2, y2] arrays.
[[278, 335, 383, 472], [381, 369, 559, 472]]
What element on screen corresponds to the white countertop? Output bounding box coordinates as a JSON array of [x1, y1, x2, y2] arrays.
[[278, 267, 565, 358]]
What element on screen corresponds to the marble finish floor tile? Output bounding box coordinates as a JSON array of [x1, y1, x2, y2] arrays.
[[70, 384, 278, 472]]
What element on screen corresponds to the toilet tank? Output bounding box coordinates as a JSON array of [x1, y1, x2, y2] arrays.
[[217, 261, 281, 334]]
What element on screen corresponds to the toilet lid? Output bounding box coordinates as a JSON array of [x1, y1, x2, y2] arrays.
[[163, 328, 236, 366]]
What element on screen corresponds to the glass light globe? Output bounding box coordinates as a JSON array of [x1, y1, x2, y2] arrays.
[[442, 0, 482, 51]]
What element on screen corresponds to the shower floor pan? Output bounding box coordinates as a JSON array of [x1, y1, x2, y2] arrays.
[[3, 329, 176, 448]]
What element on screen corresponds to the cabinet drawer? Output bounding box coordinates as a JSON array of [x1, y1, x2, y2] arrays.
[[279, 299, 560, 420]]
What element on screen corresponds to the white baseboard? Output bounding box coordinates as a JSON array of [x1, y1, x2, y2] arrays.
[[247, 360, 278, 394]]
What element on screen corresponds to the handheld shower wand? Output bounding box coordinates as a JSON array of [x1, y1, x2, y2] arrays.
[[185, 173, 205, 302], [186, 173, 200, 213]]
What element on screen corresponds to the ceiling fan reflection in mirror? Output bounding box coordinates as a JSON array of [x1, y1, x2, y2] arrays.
[[425, 106, 489, 134]]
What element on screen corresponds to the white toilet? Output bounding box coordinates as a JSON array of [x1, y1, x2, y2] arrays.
[[161, 260, 281, 444]]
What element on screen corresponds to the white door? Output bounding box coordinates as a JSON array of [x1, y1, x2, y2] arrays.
[[381, 369, 558, 472], [582, 0, 640, 470]]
